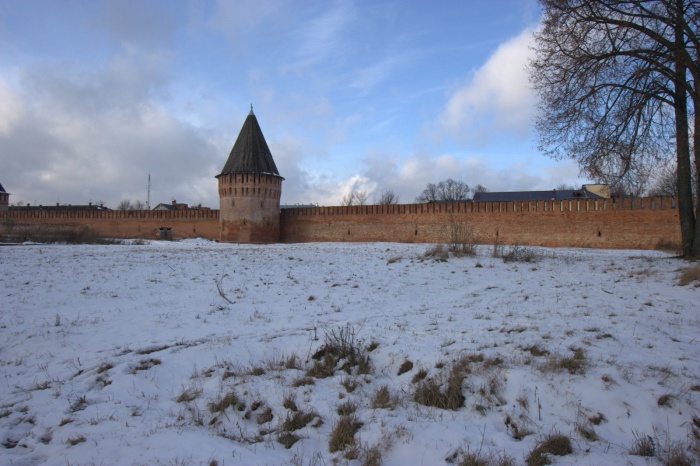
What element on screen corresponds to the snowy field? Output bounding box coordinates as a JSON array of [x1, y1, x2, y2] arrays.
[[0, 240, 698, 466]]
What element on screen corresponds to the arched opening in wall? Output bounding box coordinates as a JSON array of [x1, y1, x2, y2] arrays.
[[242, 219, 247, 226], [231, 200, 235, 206], [260, 201, 264, 208], [598, 230, 602, 237]]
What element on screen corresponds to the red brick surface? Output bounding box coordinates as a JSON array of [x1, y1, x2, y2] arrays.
[[0, 196, 682, 250]]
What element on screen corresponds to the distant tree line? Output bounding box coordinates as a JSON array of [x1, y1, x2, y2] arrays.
[[415, 179, 488, 203], [116, 199, 148, 210]]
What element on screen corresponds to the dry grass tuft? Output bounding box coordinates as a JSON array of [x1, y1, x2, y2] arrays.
[[256, 407, 273, 424], [282, 393, 298, 412], [411, 368, 428, 383], [540, 347, 588, 375], [247, 366, 265, 376], [207, 391, 244, 413], [457, 448, 517, 466], [629, 431, 655, 456], [281, 410, 318, 432], [414, 358, 469, 410], [502, 245, 541, 263], [678, 265, 700, 286], [176, 387, 202, 403], [278, 431, 300, 449], [657, 393, 673, 407], [96, 362, 113, 374], [340, 376, 360, 393], [522, 344, 549, 357], [67, 434, 87, 446], [397, 360, 414, 375], [362, 444, 383, 466], [131, 358, 161, 373], [421, 244, 449, 262], [526, 433, 572, 466], [291, 376, 315, 387], [337, 400, 357, 416], [371, 384, 398, 409], [307, 324, 371, 378], [576, 422, 598, 441], [328, 415, 363, 452]]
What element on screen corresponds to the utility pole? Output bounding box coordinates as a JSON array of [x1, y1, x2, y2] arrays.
[[147, 171, 151, 210]]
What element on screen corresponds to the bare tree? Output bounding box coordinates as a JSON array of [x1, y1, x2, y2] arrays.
[[117, 199, 147, 210], [649, 159, 698, 196], [416, 179, 471, 203], [341, 191, 368, 206], [531, 0, 700, 256], [472, 184, 489, 195], [376, 189, 400, 205], [116, 199, 133, 210], [132, 200, 147, 210]]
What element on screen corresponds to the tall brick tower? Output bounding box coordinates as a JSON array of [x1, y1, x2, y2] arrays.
[[0, 182, 9, 211], [216, 107, 283, 243]]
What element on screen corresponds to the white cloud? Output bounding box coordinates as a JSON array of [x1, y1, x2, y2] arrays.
[[0, 78, 23, 136], [438, 27, 537, 143], [0, 58, 220, 208]]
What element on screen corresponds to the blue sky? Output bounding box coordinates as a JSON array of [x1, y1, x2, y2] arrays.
[[0, 0, 586, 208]]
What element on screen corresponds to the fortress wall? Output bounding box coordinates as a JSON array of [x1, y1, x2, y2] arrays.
[[0, 196, 682, 249], [0, 209, 220, 241], [280, 197, 681, 249]]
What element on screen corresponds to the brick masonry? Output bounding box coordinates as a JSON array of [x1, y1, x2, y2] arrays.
[[280, 197, 681, 249], [0, 196, 682, 249]]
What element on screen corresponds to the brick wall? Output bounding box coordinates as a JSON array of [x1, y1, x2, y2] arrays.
[[0, 196, 683, 250], [0, 209, 220, 241], [280, 197, 681, 250]]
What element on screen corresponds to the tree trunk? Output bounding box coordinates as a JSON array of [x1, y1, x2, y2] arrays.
[[693, 107, 700, 257], [673, 1, 696, 257]]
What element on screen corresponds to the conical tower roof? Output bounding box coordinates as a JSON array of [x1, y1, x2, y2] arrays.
[[218, 107, 281, 177], [0, 182, 6, 193]]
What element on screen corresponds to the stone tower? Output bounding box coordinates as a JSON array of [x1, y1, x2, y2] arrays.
[[0, 182, 9, 211], [216, 107, 283, 243]]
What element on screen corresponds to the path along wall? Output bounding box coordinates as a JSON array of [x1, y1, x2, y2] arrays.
[[280, 196, 682, 250], [0, 209, 220, 241]]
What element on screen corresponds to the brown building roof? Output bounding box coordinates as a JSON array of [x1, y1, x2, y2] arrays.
[[218, 107, 282, 178]]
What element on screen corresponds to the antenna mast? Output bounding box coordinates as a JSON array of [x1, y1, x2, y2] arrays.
[[147, 171, 151, 210]]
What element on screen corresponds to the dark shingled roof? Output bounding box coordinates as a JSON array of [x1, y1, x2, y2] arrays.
[[473, 189, 603, 202], [0, 182, 6, 193], [218, 108, 281, 177]]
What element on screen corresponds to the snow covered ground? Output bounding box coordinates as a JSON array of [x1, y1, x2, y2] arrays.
[[0, 240, 698, 466]]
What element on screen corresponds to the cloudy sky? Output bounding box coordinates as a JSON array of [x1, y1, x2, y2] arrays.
[[0, 0, 587, 208]]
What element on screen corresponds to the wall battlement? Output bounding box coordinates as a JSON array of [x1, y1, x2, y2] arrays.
[[280, 196, 682, 250], [281, 196, 676, 217], [0, 196, 683, 250], [3, 209, 219, 220]]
